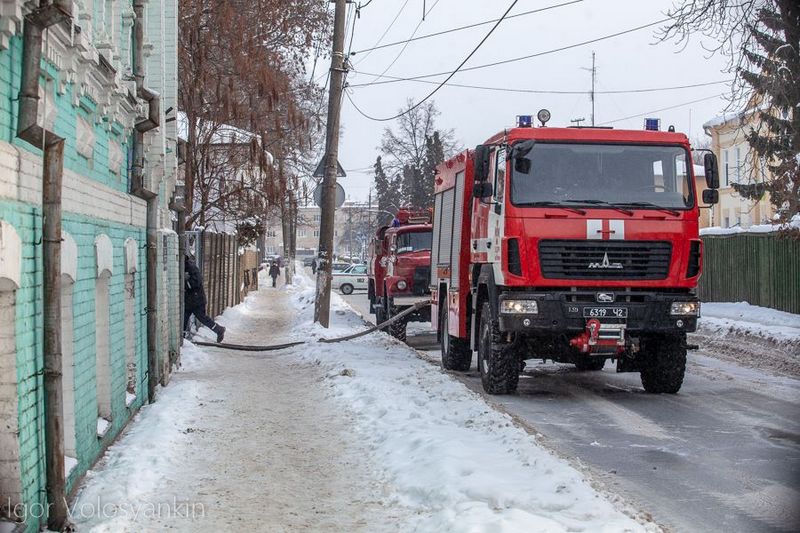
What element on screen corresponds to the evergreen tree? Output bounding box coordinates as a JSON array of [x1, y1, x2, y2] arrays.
[[373, 156, 396, 225], [735, 0, 800, 220], [420, 131, 445, 208]]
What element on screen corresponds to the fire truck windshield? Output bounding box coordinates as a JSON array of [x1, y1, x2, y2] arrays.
[[395, 231, 432, 254], [510, 142, 694, 210]]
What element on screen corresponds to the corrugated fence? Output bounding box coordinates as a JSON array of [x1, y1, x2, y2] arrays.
[[699, 233, 800, 314]]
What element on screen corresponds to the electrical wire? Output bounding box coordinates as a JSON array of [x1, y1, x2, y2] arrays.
[[346, 0, 521, 122], [362, 0, 442, 84], [352, 0, 411, 66], [598, 94, 724, 125], [348, 75, 732, 95], [349, 17, 671, 88], [351, 0, 584, 55]]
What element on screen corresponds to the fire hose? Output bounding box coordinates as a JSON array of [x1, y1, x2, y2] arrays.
[[192, 300, 431, 352]]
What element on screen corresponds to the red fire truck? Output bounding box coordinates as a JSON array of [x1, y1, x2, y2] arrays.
[[368, 209, 433, 341], [431, 111, 720, 395]]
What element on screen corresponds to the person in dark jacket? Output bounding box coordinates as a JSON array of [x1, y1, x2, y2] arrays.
[[184, 254, 226, 342], [268, 261, 280, 287], [311, 258, 317, 274]]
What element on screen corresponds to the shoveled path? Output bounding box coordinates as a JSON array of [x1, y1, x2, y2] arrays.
[[72, 278, 398, 532]]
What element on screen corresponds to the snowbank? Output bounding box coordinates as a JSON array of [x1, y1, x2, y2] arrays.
[[701, 213, 800, 235], [284, 275, 655, 532], [700, 302, 800, 343]]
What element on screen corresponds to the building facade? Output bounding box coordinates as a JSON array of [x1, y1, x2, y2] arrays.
[[0, 1, 179, 530], [263, 200, 378, 262], [703, 110, 776, 228]]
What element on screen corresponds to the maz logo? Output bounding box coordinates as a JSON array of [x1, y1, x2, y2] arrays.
[[588, 253, 623, 270], [596, 292, 615, 303]]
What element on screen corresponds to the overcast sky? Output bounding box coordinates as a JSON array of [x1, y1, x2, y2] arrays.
[[326, 0, 732, 202]]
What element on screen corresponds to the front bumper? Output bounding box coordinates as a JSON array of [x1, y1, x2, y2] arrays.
[[497, 289, 698, 335], [392, 295, 431, 306]]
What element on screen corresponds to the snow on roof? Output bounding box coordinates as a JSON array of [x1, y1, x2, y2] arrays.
[[702, 111, 742, 129], [701, 214, 800, 235], [177, 111, 273, 165]]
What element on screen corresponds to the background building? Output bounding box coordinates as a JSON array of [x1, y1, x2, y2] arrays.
[[703, 110, 776, 228]]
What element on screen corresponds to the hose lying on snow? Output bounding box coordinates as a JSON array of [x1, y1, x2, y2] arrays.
[[192, 300, 430, 352]]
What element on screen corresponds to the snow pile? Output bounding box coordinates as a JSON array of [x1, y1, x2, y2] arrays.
[[285, 278, 655, 532], [695, 302, 800, 376], [701, 213, 800, 235], [71, 352, 205, 529], [701, 302, 800, 343]]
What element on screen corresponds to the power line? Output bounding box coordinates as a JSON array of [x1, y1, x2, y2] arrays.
[[352, 0, 411, 67], [363, 0, 442, 85], [348, 72, 731, 95], [349, 17, 670, 88], [352, 0, 584, 55], [346, 0, 520, 122], [598, 94, 724, 125]]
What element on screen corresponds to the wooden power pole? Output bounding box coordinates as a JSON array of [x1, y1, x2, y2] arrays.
[[314, 0, 347, 327]]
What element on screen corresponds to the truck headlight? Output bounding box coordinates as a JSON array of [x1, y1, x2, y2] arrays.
[[670, 301, 699, 316], [500, 300, 538, 314], [396, 280, 408, 290]]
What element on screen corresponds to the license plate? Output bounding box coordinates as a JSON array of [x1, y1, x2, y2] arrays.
[[583, 307, 628, 318]]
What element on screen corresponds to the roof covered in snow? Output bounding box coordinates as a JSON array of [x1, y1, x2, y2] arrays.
[[701, 214, 800, 235]]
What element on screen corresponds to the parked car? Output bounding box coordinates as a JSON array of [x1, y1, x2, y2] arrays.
[[331, 262, 353, 273], [302, 257, 315, 267], [333, 264, 368, 295]]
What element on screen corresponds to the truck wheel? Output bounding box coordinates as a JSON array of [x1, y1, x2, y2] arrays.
[[640, 334, 687, 394], [440, 308, 471, 371], [387, 306, 407, 342], [574, 358, 606, 371], [340, 283, 354, 295], [477, 302, 519, 394]]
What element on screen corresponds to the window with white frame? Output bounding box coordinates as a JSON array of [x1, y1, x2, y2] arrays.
[[298, 229, 307, 237]]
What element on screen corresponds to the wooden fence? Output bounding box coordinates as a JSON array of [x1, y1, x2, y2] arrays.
[[698, 233, 800, 314], [199, 231, 260, 319]]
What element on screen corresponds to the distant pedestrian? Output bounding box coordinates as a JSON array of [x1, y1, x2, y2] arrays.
[[311, 258, 317, 274], [184, 254, 226, 343], [268, 261, 280, 288]]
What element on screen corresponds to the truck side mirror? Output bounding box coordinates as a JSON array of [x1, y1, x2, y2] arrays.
[[473, 182, 493, 198], [702, 189, 719, 205], [473, 145, 490, 182], [704, 153, 719, 189]]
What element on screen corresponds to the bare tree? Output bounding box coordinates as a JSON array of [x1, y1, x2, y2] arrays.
[[179, 0, 331, 232], [379, 99, 457, 208]]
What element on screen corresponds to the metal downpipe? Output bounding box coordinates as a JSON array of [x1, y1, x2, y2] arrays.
[[16, 2, 72, 529]]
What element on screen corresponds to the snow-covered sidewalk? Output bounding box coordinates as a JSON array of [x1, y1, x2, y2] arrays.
[[72, 271, 656, 532], [71, 279, 395, 531]]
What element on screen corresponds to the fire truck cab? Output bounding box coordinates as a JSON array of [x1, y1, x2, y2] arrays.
[[431, 111, 720, 395], [368, 209, 433, 342]]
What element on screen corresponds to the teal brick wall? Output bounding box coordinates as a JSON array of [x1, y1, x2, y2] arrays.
[[0, 36, 130, 193], [0, 201, 148, 532]]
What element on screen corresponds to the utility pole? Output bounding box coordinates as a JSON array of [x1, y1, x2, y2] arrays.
[[590, 51, 596, 126], [582, 51, 596, 126], [314, 0, 347, 327]]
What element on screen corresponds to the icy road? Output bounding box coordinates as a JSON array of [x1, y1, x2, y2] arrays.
[[342, 291, 800, 533]]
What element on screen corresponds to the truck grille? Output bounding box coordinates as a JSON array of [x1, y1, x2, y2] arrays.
[[413, 266, 431, 295], [539, 240, 672, 280]]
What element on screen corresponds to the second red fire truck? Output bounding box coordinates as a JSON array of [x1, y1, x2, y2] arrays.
[[368, 209, 433, 341], [431, 111, 719, 395]]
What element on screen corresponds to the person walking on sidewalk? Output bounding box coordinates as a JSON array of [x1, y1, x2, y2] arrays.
[[184, 253, 226, 342], [268, 261, 280, 288]]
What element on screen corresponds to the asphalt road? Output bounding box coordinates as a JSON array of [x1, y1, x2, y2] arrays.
[[341, 291, 800, 533]]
